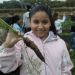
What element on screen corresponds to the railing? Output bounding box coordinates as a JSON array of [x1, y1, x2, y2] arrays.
[[0, 7, 75, 17]]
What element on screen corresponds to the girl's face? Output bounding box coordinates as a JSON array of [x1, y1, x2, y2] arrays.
[[30, 11, 51, 40]]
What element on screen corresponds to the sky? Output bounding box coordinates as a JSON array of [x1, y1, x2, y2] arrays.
[[0, 0, 19, 3], [0, 0, 10, 3], [0, 0, 66, 3]]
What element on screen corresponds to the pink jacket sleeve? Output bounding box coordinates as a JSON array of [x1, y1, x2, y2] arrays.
[[61, 42, 74, 75], [0, 40, 25, 73]]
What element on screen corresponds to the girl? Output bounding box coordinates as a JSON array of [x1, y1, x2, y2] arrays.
[[0, 4, 73, 75]]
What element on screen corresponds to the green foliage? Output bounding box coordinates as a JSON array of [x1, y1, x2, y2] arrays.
[[62, 16, 73, 32], [0, 3, 3, 8], [1, 0, 75, 9], [0, 18, 16, 33], [3, 1, 21, 9], [60, 32, 75, 75], [59, 18, 75, 75]]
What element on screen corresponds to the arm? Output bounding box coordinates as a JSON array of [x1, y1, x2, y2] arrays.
[[0, 44, 16, 73], [0, 32, 23, 73], [0, 39, 25, 73], [61, 42, 74, 75], [59, 14, 66, 23]]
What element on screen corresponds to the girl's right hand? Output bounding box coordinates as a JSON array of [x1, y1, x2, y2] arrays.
[[3, 31, 22, 48]]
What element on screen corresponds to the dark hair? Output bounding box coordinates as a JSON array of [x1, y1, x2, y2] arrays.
[[29, 4, 57, 35], [4, 12, 15, 25], [12, 15, 23, 23], [27, 5, 31, 11], [53, 12, 58, 21]]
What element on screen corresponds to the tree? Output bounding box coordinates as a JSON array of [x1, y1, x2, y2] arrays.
[[0, 3, 3, 8], [66, 0, 75, 1]]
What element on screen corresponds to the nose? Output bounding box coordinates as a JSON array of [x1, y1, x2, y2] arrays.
[[38, 22, 43, 29]]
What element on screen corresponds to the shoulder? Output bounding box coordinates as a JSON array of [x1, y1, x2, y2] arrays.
[[57, 36, 67, 48], [13, 23, 18, 26], [23, 12, 29, 16], [52, 36, 68, 54], [13, 23, 19, 27], [24, 31, 33, 39], [24, 31, 32, 35]]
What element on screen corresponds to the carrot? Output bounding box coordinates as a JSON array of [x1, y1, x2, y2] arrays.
[[23, 37, 45, 63]]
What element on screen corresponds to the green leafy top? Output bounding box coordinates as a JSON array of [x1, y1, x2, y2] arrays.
[[0, 18, 17, 33]]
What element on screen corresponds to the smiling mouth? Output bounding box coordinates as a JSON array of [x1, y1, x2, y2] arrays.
[[36, 29, 45, 31], [36, 31, 45, 33]]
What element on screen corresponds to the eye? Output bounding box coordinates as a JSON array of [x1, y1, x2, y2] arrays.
[[33, 20, 39, 24], [42, 20, 48, 24]]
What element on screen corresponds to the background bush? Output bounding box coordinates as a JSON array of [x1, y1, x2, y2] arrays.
[[59, 18, 75, 75]]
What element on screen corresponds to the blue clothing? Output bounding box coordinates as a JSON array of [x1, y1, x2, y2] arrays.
[[12, 23, 24, 33]]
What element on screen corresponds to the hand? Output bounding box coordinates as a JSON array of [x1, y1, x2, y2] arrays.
[[3, 31, 22, 48]]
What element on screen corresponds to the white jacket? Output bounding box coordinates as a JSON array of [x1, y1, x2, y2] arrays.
[[23, 11, 30, 28], [54, 16, 66, 33]]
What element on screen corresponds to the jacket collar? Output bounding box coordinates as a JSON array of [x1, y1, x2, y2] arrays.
[[25, 31, 58, 43], [43, 31, 58, 43]]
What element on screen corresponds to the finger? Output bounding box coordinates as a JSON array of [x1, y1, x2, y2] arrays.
[[18, 32, 24, 36]]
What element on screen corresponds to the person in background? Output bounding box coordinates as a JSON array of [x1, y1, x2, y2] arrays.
[[70, 11, 75, 22], [4, 11, 15, 25], [12, 15, 24, 34], [0, 4, 73, 75], [23, 5, 31, 32], [53, 12, 66, 34]]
